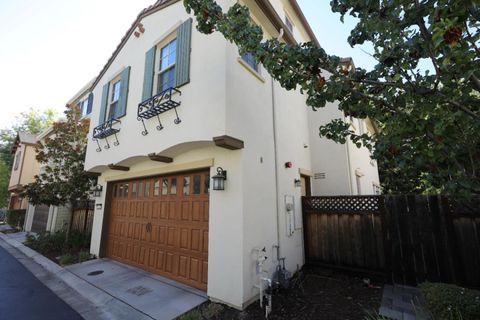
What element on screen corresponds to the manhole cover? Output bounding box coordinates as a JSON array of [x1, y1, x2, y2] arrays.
[[126, 286, 152, 296], [87, 270, 104, 276]]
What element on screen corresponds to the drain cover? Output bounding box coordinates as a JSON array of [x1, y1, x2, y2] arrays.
[[87, 270, 104, 276], [126, 286, 152, 296]]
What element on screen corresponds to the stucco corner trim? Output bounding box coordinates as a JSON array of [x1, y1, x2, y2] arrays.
[[298, 168, 313, 177], [104, 158, 214, 182], [84, 171, 102, 177], [108, 164, 130, 171], [213, 136, 244, 150], [148, 153, 174, 163]]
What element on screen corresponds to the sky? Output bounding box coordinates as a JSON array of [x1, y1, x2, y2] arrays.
[[0, 0, 376, 129]]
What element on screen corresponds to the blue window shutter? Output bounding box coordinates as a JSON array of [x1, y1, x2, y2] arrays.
[[99, 84, 109, 124], [175, 18, 192, 88], [142, 47, 156, 101], [116, 66, 131, 119], [87, 92, 94, 115]]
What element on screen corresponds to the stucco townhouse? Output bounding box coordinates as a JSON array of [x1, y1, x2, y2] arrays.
[[8, 132, 39, 212], [23, 80, 95, 234], [83, 0, 380, 309]]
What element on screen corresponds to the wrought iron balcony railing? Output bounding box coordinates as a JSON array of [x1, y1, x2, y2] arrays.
[[137, 87, 182, 135], [92, 118, 121, 152]]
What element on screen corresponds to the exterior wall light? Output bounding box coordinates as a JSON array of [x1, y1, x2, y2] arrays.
[[294, 178, 301, 187], [212, 167, 227, 190], [93, 185, 103, 197]]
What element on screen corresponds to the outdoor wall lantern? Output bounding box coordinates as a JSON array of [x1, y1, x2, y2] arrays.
[[294, 178, 301, 187], [212, 167, 227, 190], [92, 185, 103, 197]]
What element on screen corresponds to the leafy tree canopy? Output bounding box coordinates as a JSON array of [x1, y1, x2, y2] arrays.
[[24, 107, 95, 207], [184, 0, 480, 197]]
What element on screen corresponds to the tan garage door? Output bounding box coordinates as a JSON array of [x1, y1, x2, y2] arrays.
[[106, 170, 210, 291]]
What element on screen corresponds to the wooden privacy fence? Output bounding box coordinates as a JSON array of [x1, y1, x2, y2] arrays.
[[71, 201, 95, 233], [302, 195, 480, 288]]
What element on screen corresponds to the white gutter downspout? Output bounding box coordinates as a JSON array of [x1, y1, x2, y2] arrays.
[[271, 28, 285, 257]]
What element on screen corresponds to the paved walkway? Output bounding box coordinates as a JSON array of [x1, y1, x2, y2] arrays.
[[379, 284, 430, 319], [0, 229, 207, 320], [67, 259, 207, 320], [0, 244, 83, 320]]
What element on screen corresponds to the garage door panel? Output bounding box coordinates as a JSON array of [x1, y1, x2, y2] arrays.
[[180, 228, 189, 249], [181, 201, 191, 221], [191, 229, 200, 252], [203, 230, 209, 253], [158, 226, 167, 244], [143, 202, 151, 219], [106, 170, 209, 291], [189, 258, 200, 282], [152, 202, 160, 219], [202, 261, 208, 284], [204, 201, 209, 222], [156, 250, 165, 270], [167, 227, 178, 247], [168, 201, 177, 220], [179, 255, 188, 278]]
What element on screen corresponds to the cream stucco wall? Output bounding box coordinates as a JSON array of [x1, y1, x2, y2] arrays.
[[83, 0, 380, 310], [9, 144, 39, 189], [85, 2, 230, 172]]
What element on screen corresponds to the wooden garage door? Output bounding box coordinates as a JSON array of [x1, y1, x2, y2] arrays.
[[106, 170, 210, 291], [31, 205, 49, 233]]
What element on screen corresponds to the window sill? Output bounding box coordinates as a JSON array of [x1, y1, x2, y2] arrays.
[[237, 58, 265, 83]]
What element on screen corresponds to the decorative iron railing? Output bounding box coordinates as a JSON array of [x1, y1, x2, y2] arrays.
[[92, 118, 121, 152], [137, 87, 182, 135]]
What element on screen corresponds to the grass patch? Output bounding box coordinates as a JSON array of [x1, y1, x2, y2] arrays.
[[420, 282, 480, 320]]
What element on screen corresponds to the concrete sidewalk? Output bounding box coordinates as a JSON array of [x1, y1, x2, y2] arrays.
[[0, 231, 206, 320]]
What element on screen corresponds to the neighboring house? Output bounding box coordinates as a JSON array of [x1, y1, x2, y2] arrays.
[[82, 0, 380, 309], [8, 132, 39, 211], [308, 59, 380, 196], [24, 81, 94, 234]]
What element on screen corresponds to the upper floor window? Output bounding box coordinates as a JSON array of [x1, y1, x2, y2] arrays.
[[142, 19, 192, 102], [14, 151, 21, 170], [285, 14, 294, 33], [108, 79, 121, 120], [157, 39, 177, 93], [241, 52, 259, 73], [79, 95, 92, 117]]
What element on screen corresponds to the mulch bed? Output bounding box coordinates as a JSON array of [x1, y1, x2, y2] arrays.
[[188, 266, 383, 320]]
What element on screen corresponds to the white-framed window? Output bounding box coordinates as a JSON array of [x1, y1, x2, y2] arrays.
[[14, 150, 21, 171], [156, 38, 177, 94], [79, 97, 90, 117], [285, 14, 294, 33], [241, 52, 259, 73], [108, 79, 121, 120]]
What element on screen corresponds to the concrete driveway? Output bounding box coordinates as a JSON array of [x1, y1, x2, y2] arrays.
[[66, 258, 207, 320]]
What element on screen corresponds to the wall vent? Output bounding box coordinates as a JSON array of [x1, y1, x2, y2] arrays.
[[314, 172, 326, 179]]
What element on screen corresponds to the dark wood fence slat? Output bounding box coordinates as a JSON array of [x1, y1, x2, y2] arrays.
[[302, 195, 480, 288]]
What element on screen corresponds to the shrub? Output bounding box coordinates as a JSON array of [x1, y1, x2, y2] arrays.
[[78, 251, 91, 263], [25, 231, 66, 254], [420, 282, 480, 320], [65, 231, 91, 252], [6, 209, 26, 229], [58, 254, 76, 266]]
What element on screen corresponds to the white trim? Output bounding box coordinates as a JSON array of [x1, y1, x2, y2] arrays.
[[237, 58, 265, 82], [152, 20, 182, 46], [104, 158, 214, 182]]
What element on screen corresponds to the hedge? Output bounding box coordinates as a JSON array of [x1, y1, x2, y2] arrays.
[[6, 209, 26, 229]]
